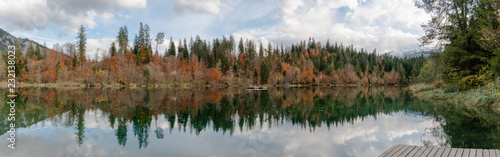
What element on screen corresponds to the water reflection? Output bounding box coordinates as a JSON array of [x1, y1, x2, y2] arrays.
[[0, 87, 498, 157]]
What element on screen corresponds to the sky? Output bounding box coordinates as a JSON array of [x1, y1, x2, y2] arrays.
[[0, 0, 431, 58]]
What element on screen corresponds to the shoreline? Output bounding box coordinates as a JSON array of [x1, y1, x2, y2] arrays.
[[0, 81, 401, 89], [408, 83, 500, 126]]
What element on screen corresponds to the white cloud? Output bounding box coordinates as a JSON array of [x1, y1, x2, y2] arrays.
[[57, 10, 99, 37], [113, 0, 147, 9], [174, 0, 222, 15], [0, 0, 146, 37], [100, 12, 114, 22], [0, 0, 431, 54], [235, 0, 430, 53], [86, 38, 115, 60]]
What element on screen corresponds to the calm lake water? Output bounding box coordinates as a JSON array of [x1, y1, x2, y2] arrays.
[[0, 87, 498, 157]]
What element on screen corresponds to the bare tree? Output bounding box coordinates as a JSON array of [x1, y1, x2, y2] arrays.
[[155, 32, 165, 55]]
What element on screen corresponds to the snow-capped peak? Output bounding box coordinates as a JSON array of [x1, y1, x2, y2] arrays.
[[385, 43, 435, 58]]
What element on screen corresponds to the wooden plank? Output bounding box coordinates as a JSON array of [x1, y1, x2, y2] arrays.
[[449, 148, 458, 157], [414, 146, 427, 157], [463, 149, 470, 157], [489, 150, 496, 157], [442, 148, 452, 157], [407, 145, 422, 157], [427, 147, 439, 157], [401, 146, 417, 157], [457, 148, 464, 157], [379, 145, 500, 157], [483, 149, 489, 157], [470, 149, 476, 157], [477, 149, 482, 157], [419, 146, 432, 157], [379, 144, 399, 157], [435, 147, 445, 157], [387, 145, 405, 157], [392, 145, 410, 157], [384, 145, 404, 157], [379, 145, 399, 157]]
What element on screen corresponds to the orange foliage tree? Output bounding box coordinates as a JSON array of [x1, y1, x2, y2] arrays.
[[206, 68, 221, 84], [301, 60, 314, 83]]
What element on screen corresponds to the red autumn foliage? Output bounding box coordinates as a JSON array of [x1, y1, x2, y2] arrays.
[[206, 68, 221, 84]]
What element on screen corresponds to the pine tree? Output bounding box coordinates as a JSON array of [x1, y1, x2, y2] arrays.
[[27, 42, 34, 58], [35, 44, 42, 60], [76, 25, 87, 64], [167, 37, 176, 57], [260, 60, 270, 85], [110, 42, 117, 57], [259, 42, 264, 58], [117, 25, 128, 54], [238, 38, 244, 55]]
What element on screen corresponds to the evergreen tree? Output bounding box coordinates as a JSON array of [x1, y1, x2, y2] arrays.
[[167, 37, 176, 57], [260, 60, 270, 84], [76, 25, 87, 64], [238, 38, 244, 55], [27, 42, 34, 58], [110, 42, 117, 57], [117, 25, 128, 54], [259, 42, 264, 58], [178, 39, 184, 60], [35, 44, 42, 60], [416, 0, 499, 81], [133, 23, 153, 64]]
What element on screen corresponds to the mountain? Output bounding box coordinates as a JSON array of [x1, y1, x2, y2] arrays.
[[0, 28, 47, 54], [385, 43, 436, 58]]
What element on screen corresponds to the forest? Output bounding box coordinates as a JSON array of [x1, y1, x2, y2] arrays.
[[1, 0, 499, 89], [0, 24, 427, 87]]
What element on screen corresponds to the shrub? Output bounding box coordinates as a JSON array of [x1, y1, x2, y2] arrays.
[[434, 80, 443, 89], [458, 74, 488, 90]]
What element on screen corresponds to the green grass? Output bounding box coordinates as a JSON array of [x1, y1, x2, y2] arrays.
[[410, 83, 500, 109], [409, 83, 500, 126]]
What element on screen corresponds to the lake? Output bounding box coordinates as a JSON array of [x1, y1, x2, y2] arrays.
[[0, 87, 498, 157]]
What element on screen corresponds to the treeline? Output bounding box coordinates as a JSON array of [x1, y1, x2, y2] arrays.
[[413, 0, 500, 90], [2, 23, 427, 86]]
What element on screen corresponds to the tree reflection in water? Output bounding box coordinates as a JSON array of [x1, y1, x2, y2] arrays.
[[0, 87, 498, 149]]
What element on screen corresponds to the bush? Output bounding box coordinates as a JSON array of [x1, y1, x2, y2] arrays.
[[434, 80, 443, 89], [458, 74, 488, 90]]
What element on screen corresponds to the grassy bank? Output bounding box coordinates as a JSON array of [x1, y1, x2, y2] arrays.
[[409, 83, 500, 126]]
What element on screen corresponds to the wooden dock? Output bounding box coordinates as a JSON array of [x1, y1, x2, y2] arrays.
[[379, 144, 500, 157], [245, 86, 267, 90]]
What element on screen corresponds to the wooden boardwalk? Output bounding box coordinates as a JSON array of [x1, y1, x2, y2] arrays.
[[379, 144, 500, 157]]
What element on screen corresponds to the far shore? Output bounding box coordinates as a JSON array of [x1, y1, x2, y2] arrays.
[[0, 81, 401, 89]]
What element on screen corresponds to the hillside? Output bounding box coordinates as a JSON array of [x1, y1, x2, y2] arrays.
[[0, 28, 47, 53]]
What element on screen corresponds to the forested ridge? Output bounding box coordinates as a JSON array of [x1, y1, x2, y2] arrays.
[[1, 0, 499, 87], [0, 24, 427, 86]]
